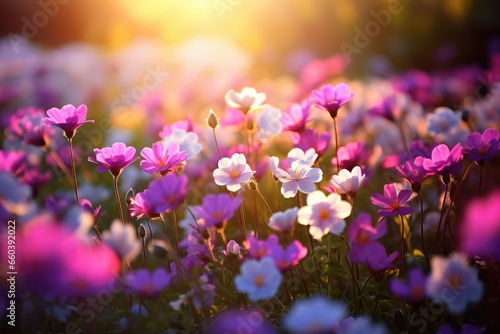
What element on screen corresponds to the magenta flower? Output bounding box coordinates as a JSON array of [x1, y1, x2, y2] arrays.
[[367, 94, 408, 122], [268, 239, 308, 272], [370, 183, 413, 217], [6, 108, 54, 147], [281, 99, 313, 132], [366, 251, 399, 281], [246, 235, 280, 260], [463, 128, 500, 164], [422, 143, 463, 177], [126, 268, 171, 298], [0, 150, 26, 175], [194, 193, 241, 230], [389, 267, 427, 302], [43, 104, 94, 139], [348, 212, 387, 263], [334, 141, 371, 172], [140, 142, 187, 175], [459, 191, 500, 261], [291, 129, 331, 156], [395, 159, 430, 192], [144, 173, 189, 213], [311, 83, 354, 119], [129, 190, 160, 220], [158, 116, 198, 139], [88, 142, 139, 176]]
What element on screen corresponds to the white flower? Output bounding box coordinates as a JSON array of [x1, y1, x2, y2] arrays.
[[213, 153, 254, 192], [330, 166, 366, 197], [426, 252, 483, 314], [162, 129, 202, 160], [234, 257, 282, 302], [283, 296, 346, 334], [224, 87, 266, 113], [268, 207, 299, 232], [297, 191, 352, 240], [102, 220, 141, 261], [270, 154, 323, 198], [254, 105, 283, 141], [287, 147, 318, 166]]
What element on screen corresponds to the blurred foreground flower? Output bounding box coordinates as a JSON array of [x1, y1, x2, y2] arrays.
[[234, 257, 282, 302]]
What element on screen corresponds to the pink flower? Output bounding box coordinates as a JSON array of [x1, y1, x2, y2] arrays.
[[213, 153, 254, 192], [88, 142, 139, 176], [140, 142, 187, 175], [310, 83, 354, 119], [421, 143, 463, 177], [281, 99, 313, 132], [370, 183, 413, 217], [129, 191, 160, 219], [43, 104, 94, 139], [348, 212, 387, 263]]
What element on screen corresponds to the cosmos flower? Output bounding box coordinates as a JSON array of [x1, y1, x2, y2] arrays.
[[6, 108, 54, 147], [213, 153, 254, 192], [334, 141, 371, 172], [310, 83, 354, 119], [194, 193, 241, 229], [348, 212, 387, 263], [162, 129, 202, 160], [140, 141, 187, 175], [268, 207, 299, 233], [367, 93, 409, 122], [234, 257, 282, 302], [102, 219, 141, 261], [281, 99, 313, 132], [462, 128, 500, 164], [365, 251, 399, 281], [267, 238, 308, 272], [395, 159, 429, 193], [144, 173, 189, 213], [282, 296, 346, 334], [224, 87, 266, 114], [421, 143, 463, 177], [43, 104, 94, 139], [126, 268, 171, 298], [158, 116, 198, 139], [330, 166, 366, 197], [291, 129, 331, 156], [426, 252, 483, 314], [129, 190, 160, 220], [88, 142, 139, 176], [390, 267, 427, 302], [459, 191, 500, 261], [246, 234, 280, 260], [297, 190, 352, 240], [0, 150, 26, 175], [370, 183, 413, 217], [427, 107, 461, 135], [253, 105, 283, 141]]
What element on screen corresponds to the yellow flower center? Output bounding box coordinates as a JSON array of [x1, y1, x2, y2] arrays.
[[142, 283, 155, 292], [229, 169, 240, 179], [254, 275, 265, 287], [449, 275, 461, 289], [357, 231, 370, 244], [318, 208, 330, 220]]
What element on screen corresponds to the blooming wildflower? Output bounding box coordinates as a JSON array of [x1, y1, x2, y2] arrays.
[[268, 207, 299, 233], [366, 251, 399, 281], [88, 142, 139, 176], [390, 267, 427, 301], [421, 143, 463, 177], [162, 128, 202, 160], [129, 190, 160, 220], [330, 166, 366, 197], [102, 219, 141, 261], [395, 159, 429, 192], [426, 252, 483, 314], [253, 105, 283, 141], [43, 104, 94, 139], [370, 183, 413, 217], [368, 93, 409, 122], [459, 191, 500, 261], [270, 148, 323, 198], [462, 128, 500, 164], [234, 257, 282, 302], [297, 190, 352, 240], [334, 141, 371, 172], [158, 116, 198, 138], [246, 234, 280, 260], [283, 296, 346, 334], [194, 193, 241, 229], [140, 141, 187, 175], [427, 107, 461, 135], [213, 153, 254, 192], [126, 268, 171, 298], [0, 150, 26, 175], [268, 239, 308, 272], [6, 108, 54, 147], [291, 129, 331, 156], [348, 212, 387, 263], [311, 82, 354, 119], [144, 174, 189, 213], [224, 240, 241, 256], [281, 99, 313, 132], [224, 87, 266, 114]]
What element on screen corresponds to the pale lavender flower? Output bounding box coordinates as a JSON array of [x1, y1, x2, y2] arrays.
[[213, 153, 254, 192], [268, 207, 299, 233], [330, 166, 366, 197], [234, 257, 282, 302]]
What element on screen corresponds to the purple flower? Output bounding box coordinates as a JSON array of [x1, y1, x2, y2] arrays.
[[311, 83, 354, 118], [421, 143, 463, 177], [459, 191, 500, 261], [370, 183, 413, 217], [43, 104, 94, 139], [88, 142, 139, 176], [366, 251, 399, 281], [158, 116, 198, 139], [368, 93, 409, 122], [126, 268, 171, 298], [395, 159, 430, 192], [194, 193, 241, 230], [209, 308, 279, 334], [291, 129, 331, 156], [268, 238, 308, 272], [144, 174, 189, 213], [129, 190, 160, 219], [334, 141, 371, 172], [390, 267, 427, 301], [246, 235, 280, 260], [463, 128, 500, 164], [281, 99, 313, 132], [6, 108, 54, 147], [0, 150, 26, 175], [348, 212, 387, 263], [140, 142, 187, 175]]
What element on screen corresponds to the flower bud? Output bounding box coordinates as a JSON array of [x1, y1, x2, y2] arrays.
[[138, 224, 146, 239], [207, 109, 218, 129]]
